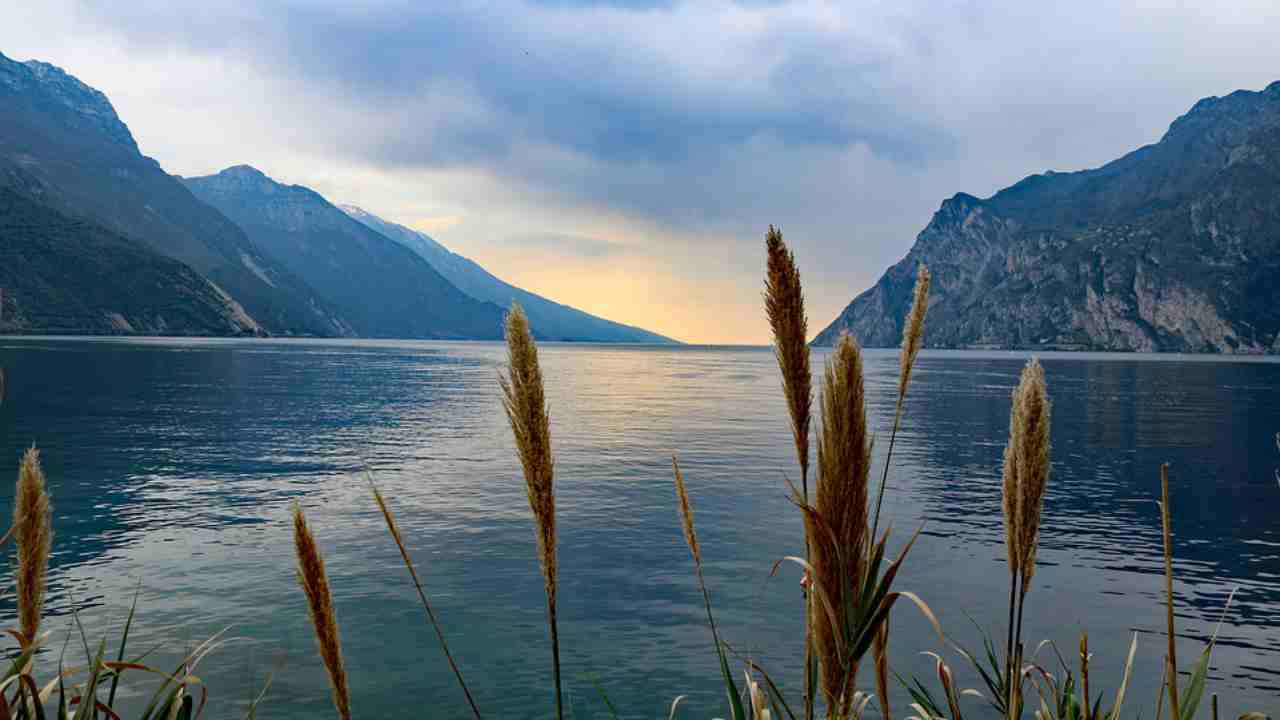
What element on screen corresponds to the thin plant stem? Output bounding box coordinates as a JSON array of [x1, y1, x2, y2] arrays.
[[1161, 463, 1180, 720], [372, 483, 483, 720], [548, 596, 564, 720], [869, 398, 904, 549], [1005, 572, 1019, 718], [1154, 660, 1168, 720], [801, 459, 815, 720]]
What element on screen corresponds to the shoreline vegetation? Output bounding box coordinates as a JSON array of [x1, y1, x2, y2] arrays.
[[0, 231, 1272, 719]]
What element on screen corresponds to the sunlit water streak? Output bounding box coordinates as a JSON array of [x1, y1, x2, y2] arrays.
[[0, 338, 1276, 718]]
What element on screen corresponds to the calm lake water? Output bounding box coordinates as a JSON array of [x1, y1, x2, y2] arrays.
[[0, 338, 1276, 718]]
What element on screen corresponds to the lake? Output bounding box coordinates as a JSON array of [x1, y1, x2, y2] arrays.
[[0, 337, 1276, 718]]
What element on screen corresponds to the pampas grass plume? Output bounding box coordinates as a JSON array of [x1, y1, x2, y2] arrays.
[[14, 446, 52, 647], [292, 502, 351, 720]]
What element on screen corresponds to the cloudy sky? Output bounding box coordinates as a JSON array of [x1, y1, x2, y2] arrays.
[[4, 1, 1279, 342]]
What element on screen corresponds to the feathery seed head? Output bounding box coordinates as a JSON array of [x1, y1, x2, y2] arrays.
[[501, 303, 558, 600], [672, 458, 702, 567], [14, 446, 51, 646], [897, 264, 931, 404], [764, 226, 813, 479], [1000, 358, 1051, 586], [810, 332, 873, 709], [1001, 440, 1021, 574], [292, 502, 351, 720], [1013, 358, 1051, 585]]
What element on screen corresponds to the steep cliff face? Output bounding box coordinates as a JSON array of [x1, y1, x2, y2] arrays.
[[0, 51, 352, 337], [815, 81, 1280, 353], [0, 188, 262, 336]]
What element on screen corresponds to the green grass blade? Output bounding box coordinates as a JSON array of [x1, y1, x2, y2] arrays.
[[106, 583, 141, 709]]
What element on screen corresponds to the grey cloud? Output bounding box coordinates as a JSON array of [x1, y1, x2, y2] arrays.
[[510, 232, 627, 258]]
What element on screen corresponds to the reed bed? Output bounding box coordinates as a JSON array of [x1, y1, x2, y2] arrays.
[[0, 230, 1272, 720]]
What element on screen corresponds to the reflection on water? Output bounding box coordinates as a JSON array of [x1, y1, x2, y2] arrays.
[[0, 339, 1276, 718]]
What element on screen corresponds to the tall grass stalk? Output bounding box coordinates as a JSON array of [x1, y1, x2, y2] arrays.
[[500, 303, 563, 720], [999, 358, 1051, 718], [763, 226, 816, 720], [868, 262, 929, 720], [1159, 463, 1179, 720], [292, 502, 351, 720], [371, 482, 483, 720], [869, 262, 930, 546], [672, 457, 747, 720], [810, 332, 872, 715]]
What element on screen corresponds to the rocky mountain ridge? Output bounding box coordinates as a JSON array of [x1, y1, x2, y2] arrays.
[[815, 80, 1280, 353], [183, 166, 508, 340], [0, 50, 352, 337]]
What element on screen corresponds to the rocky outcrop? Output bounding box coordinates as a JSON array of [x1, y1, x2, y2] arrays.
[[815, 81, 1280, 353]]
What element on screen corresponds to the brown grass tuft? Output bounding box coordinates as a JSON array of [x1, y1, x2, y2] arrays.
[[14, 446, 52, 647], [764, 226, 813, 494], [500, 303, 563, 720], [292, 502, 351, 720], [808, 332, 872, 713]]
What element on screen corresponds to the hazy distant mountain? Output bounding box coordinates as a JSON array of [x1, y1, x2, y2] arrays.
[[816, 81, 1280, 353], [183, 166, 507, 340], [0, 51, 350, 336], [339, 205, 674, 343], [0, 188, 262, 336]]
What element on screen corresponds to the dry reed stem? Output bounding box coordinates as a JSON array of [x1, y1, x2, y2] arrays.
[[1080, 632, 1090, 720], [14, 446, 51, 647], [1000, 357, 1051, 719], [810, 332, 872, 713], [870, 263, 931, 551], [1160, 463, 1179, 720], [764, 225, 812, 495], [673, 456, 737, 715], [292, 502, 351, 720], [371, 484, 483, 720], [764, 225, 817, 720], [874, 616, 891, 720], [500, 303, 563, 720]]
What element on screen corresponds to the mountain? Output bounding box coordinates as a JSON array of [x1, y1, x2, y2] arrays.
[[182, 167, 506, 340], [339, 205, 675, 343], [0, 51, 350, 336], [815, 81, 1280, 353], [0, 188, 261, 336]]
